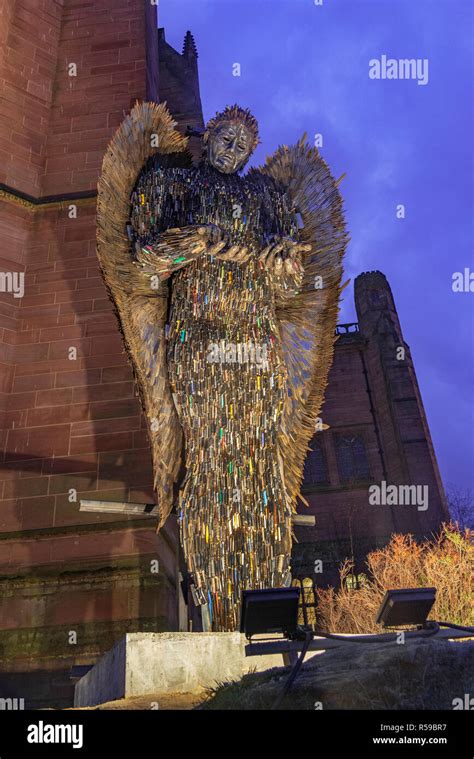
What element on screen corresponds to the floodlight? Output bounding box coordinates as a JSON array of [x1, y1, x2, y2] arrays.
[[240, 587, 300, 639], [376, 587, 436, 628]]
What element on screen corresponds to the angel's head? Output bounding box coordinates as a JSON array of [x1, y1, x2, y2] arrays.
[[204, 105, 259, 174]]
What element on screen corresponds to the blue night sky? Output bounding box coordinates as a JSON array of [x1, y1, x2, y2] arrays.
[[160, 0, 474, 492]]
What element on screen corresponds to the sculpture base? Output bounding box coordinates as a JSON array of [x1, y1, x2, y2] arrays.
[[73, 632, 286, 707]]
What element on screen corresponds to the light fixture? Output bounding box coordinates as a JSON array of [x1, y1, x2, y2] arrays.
[[240, 587, 300, 639], [375, 587, 436, 628]]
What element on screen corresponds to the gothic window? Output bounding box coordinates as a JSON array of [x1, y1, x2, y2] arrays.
[[303, 438, 328, 486], [335, 435, 370, 483], [345, 573, 367, 590], [292, 577, 317, 627]]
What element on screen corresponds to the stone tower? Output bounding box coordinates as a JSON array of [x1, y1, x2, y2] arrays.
[[293, 271, 449, 582], [354, 271, 448, 535], [158, 28, 204, 161]]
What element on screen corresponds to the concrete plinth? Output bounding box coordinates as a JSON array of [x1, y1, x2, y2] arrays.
[[74, 632, 285, 707]]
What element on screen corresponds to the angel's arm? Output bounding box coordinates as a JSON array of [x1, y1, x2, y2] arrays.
[[132, 224, 230, 280]]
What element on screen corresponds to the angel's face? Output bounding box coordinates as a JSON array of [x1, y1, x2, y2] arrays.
[[207, 122, 254, 174]]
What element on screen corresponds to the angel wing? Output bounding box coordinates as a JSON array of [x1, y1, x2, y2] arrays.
[[96, 101, 190, 528], [249, 137, 349, 512]]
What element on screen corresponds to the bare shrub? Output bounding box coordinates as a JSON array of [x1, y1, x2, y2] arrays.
[[446, 484, 474, 529], [316, 524, 473, 633]]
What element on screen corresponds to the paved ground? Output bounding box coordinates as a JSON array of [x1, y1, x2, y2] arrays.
[[69, 692, 204, 710]]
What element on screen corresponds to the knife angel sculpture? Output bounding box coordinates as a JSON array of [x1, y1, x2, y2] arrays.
[[97, 101, 348, 631]]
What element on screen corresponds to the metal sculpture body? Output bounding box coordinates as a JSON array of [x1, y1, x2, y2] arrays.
[[97, 102, 347, 631]]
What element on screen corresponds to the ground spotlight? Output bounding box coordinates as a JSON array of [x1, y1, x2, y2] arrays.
[[240, 587, 300, 639], [375, 587, 436, 628]]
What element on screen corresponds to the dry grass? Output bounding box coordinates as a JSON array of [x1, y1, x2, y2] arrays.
[[201, 639, 474, 710], [316, 524, 473, 633]]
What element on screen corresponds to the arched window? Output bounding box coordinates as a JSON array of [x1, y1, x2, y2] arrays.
[[292, 577, 317, 628], [335, 435, 370, 483]]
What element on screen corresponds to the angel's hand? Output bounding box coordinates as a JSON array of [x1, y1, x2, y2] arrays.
[[196, 226, 252, 262], [213, 244, 253, 263], [259, 237, 311, 271], [196, 224, 233, 257], [260, 237, 308, 296]]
